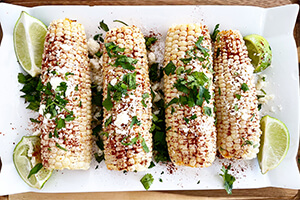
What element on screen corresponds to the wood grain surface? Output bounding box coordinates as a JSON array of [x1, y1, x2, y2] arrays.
[[1, 0, 300, 199]]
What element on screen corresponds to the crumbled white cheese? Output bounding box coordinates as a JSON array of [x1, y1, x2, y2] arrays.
[[60, 44, 73, 51], [90, 58, 101, 70], [258, 94, 275, 104], [148, 52, 156, 64], [49, 77, 64, 90], [39, 104, 46, 115], [110, 78, 118, 86], [114, 111, 130, 128], [87, 38, 100, 55]]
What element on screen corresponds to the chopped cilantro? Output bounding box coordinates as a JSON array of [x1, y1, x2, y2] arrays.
[[56, 118, 65, 129], [75, 84, 79, 91], [218, 87, 221, 95], [258, 104, 262, 111], [105, 42, 125, 58], [114, 55, 137, 70], [171, 107, 175, 114], [241, 83, 249, 92], [197, 180, 200, 184], [140, 173, 154, 190], [94, 153, 104, 163], [183, 117, 189, 124], [159, 178, 163, 182], [27, 163, 43, 179], [251, 113, 255, 121], [142, 92, 150, 108], [113, 19, 128, 26], [180, 57, 192, 65], [190, 114, 197, 120], [95, 51, 103, 58], [234, 104, 239, 111], [103, 98, 113, 111], [144, 36, 157, 50], [149, 63, 162, 82], [148, 161, 155, 169], [260, 89, 267, 95], [142, 138, 150, 153], [104, 115, 112, 127], [195, 36, 209, 57], [65, 113, 75, 122], [30, 118, 40, 123], [216, 48, 220, 57], [65, 72, 74, 80], [123, 72, 137, 90], [235, 94, 241, 100], [55, 143, 67, 151], [163, 61, 176, 76], [99, 20, 109, 32], [219, 164, 236, 195], [203, 106, 212, 116], [130, 116, 141, 128], [211, 24, 220, 42], [93, 33, 104, 42]]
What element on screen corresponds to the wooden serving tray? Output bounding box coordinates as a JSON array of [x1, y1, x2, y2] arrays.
[[1, 0, 299, 199]]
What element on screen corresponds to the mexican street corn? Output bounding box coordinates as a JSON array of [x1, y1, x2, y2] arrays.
[[163, 24, 216, 168], [213, 30, 261, 160], [102, 25, 152, 171], [39, 19, 92, 170]]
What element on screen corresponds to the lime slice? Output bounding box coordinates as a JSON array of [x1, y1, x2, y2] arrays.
[[243, 34, 272, 73], [257, 115, 290, 174], [13, 11, 47, 77], [13, 136, 53, 189]]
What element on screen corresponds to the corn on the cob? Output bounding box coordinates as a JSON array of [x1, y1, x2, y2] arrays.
[[102, 25, 152, 171], [39, 19, 92, 170], [163, 24, 216, 168], [213, 30, 261, 160]]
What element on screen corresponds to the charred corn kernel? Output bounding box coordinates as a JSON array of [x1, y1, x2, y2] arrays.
[[163, 24, 216, 168], [102, 25, 152, 172], [39, 19, 92, 170], [213, 30, 261, 160]]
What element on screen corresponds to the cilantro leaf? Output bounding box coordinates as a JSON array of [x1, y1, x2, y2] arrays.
[[130, 116, 141, 128], [144, 36, 157, 50], [114, 55, 137, 70], [27, 163, 43, 179], [219, 164, 236, 195], [211, 24, 220, 42], [94, 153, 105, 163], [103, 98, 113, 111], [56, 118, 66, 129], [113, 19, 128, 26], [140, 173, 154, 190], [241, 83, 249, 92], [142, 138, 150, 153], [105, 115, 112, 127], [105, 42, 125, 58], [99, 20, 109, 32], [203, 106, 212, 116], [56, 143, 67, 151], [235, 94, 241, 100], [180, 57, 192, 65], [122, 72, 137, 89], [164, 61, 176, 76]]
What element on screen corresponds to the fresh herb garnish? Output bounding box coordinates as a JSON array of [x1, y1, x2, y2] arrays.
[[235, 94, 241, 100], [30, 118, 41, 123], [219, 164, 236, 195], [18, 73, 42, 112], [163, 61, 176, 76], [99, 20, 109, 32], [140, 173, 154, 190], [203, 106, 212, 116], [144, 36, 157, 50], [55, 143, 68, 151], [27, 163, 43, 179], [211, 24, 220, 42], [180, 57, 193, 65], [149, 63, 162, 82], [113, 19, 128, 26], [142, 93, 150, 107], [94, 153, 105, 163], [65, 72, 74, 80], [148, 161, 155, 169], [130, 116, 141, 128], [142, 138, 150, 153], [104, 115, 112, 127], [241, 83, 249, 92], [242, 137, 253, 146]]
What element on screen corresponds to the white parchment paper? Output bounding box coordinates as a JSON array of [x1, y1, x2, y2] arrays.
[[0, 3, 299, 195]]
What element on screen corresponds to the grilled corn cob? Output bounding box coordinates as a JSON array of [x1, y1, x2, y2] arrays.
[[39, 19, 92, 170], [102, 25, 152, 171], [213, 30, 261, 159], [164, 24, 216, 168]]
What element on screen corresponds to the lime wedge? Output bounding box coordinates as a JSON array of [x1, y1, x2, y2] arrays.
[[13, 136, 53, 189], [258, 115, 290, 174], [243, 34, 272, 73], [13, 11, 47, 77]]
